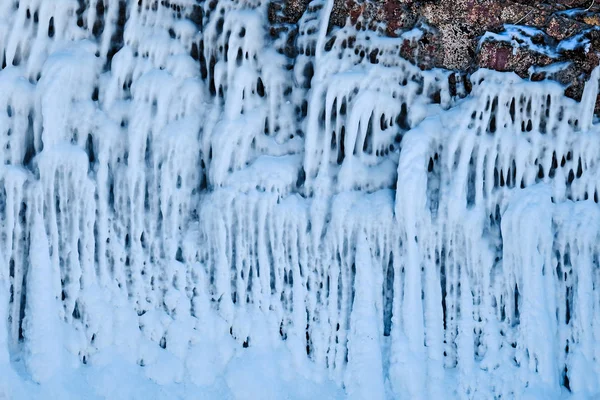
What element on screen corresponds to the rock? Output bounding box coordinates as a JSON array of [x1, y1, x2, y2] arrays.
[[399, 26, 442, 69], [546, 15, 586, 40], [477, 41, 555, 77], [272, 0, 600, 115]]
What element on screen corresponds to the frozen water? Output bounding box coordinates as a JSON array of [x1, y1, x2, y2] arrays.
[[0, 0, 599, 398]]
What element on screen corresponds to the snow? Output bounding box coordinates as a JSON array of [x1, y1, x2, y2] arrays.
[[479, 25, 558, 58], [0, 0, 599, 399], [557, 27, 600, 53]]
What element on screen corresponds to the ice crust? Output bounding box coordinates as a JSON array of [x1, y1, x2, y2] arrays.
[[0, 0, 599, 398]]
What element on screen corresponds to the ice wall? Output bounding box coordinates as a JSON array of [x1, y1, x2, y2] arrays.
[[0, 0, 599, 398]]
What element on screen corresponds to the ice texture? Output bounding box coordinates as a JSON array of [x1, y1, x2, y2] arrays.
[[0, 0, 599, 398]]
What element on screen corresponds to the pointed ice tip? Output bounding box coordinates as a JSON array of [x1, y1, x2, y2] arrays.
[[580, 66, 599, 131]]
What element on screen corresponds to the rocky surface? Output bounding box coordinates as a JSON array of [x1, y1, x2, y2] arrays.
[[269, 0, 600, 114]]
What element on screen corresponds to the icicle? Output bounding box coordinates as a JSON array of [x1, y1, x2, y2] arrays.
[[580, 66, 599, 132], [344, 232, 385, 399], [502, 185, 559, 393], [23, 210, 63, 383]]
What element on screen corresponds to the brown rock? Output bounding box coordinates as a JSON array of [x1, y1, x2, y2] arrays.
[[383, 0, 417, 36], [399, 28, 442, 69], [546, 15, 586, 40], [583, 14, 600, 26], [477, 40, 554, 77], [561, 0, 593, 7]]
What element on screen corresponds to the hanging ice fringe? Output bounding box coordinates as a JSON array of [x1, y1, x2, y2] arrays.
[[0, 0, 599, 398]]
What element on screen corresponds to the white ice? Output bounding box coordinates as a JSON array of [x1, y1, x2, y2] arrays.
[[0, 0, 599, 399]]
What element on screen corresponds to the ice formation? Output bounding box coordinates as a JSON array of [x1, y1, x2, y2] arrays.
[[0, 0, 599, 398]]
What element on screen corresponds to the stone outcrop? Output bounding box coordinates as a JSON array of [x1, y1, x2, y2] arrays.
[[270, 0, 600, 113]]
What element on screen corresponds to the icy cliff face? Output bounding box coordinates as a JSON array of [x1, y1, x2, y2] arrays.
[[0, 0, 599, 398]]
